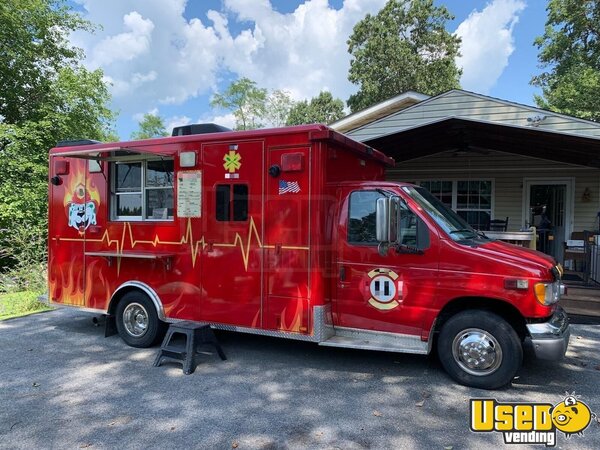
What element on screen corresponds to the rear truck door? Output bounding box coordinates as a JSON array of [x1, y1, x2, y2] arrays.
[[334, 188, 439, 335], [264, 146, 311, 333], [48, 157, 94, 307], [201, 140, 264, 327]]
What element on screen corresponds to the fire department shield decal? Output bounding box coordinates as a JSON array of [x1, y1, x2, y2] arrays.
[[367, 268, 401, 310]]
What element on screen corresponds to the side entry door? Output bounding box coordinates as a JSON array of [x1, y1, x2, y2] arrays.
[[334, 188, 438, 335], [201, 141, 264, 327], [264, 146, 311, 333]]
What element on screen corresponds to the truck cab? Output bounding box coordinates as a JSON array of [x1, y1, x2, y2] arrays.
[[331, 181, 568, 389]]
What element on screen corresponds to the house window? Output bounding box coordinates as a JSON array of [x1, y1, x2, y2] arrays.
[[111, 159, 174, 220], [420, 180, 492, 230], [216, 184, 249, 222]]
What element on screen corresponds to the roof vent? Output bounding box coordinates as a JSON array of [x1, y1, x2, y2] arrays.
[[172, 123, 232, 136]]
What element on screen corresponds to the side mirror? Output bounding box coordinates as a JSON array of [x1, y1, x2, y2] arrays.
[[376, 196, 401, 245]]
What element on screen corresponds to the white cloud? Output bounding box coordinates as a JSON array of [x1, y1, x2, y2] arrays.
[[200, 113, 237, 130], [71, 0, 387, 119], [218, 0, 387, 101], [455, 0, 526, 94], [91, 12, 154, 67], [165, 115, 192, 132]]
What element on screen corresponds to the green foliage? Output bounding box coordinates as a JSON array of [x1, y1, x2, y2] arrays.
[[265, 90, 295, 127], [0, 0, 115, 272], [0, 291, 50, 320], [131, 113, 169, 140], [286, 91, 345, 125], [0, 0, 92, 124], [0, 222, 47, 293], [531, 0, 600, 121], [346, 0, 462, 112], [211, 77, 268, 130], [0, 68, 114, 256]]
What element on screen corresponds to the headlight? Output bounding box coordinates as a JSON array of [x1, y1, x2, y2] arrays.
[[534, 281, 562, 306]]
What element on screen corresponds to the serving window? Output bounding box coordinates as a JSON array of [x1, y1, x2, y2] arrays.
[[111, 159, 174, 220]]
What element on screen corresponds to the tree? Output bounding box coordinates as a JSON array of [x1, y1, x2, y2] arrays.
[[0, 0, 115, 273], [0, 0, 92, 124], [131, 113, 169, 140], [264, 90, 295, 127], [286, 91, 345, 125], [346, 0, 461, 112], [531, 0, 600, 122], [0, 67, 114, 253], [210, 78, 267, 130]]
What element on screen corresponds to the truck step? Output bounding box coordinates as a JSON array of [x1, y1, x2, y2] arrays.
[[319, 327, 428, 355]]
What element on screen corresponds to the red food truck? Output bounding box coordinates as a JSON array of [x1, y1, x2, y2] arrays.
[[48, 124, 569, 389]]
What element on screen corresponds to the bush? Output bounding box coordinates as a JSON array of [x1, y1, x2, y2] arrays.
[[0, 223, 47, 293]]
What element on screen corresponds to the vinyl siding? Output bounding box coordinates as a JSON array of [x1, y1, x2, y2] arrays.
[[386, 150, 600, 233], [348, 90, 600, 142]]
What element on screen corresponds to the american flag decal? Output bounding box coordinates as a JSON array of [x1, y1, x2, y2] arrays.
[[278, 180, 301, 195]]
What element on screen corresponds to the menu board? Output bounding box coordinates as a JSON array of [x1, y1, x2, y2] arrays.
[[177, 170, 202, 217]]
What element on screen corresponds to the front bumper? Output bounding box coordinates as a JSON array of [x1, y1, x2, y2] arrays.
[[526, 306, 570, 360]]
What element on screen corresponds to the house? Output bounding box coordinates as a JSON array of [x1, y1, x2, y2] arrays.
[[330, 89, 600, 268]]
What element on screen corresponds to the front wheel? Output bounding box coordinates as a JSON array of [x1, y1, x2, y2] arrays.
[[437, 310, 523, 389], [115, 291, 166, 348]]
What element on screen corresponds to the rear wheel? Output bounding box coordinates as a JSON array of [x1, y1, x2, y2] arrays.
[[115, 291, 166, 348], [437, 310, 522, 389]]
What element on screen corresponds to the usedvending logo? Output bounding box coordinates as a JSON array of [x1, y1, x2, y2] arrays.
[[470, 393, 595, 446]]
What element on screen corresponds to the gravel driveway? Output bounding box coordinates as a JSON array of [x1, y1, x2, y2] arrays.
[[1, 308, 599, 449]]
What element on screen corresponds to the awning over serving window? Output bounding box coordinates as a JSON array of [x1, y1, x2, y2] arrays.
[[52, 146, 173, 162]]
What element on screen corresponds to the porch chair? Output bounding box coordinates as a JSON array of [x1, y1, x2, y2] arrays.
[[489, 217, 509, 232]]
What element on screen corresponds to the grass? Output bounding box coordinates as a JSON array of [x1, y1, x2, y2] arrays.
[[0, 291, 51, 321]]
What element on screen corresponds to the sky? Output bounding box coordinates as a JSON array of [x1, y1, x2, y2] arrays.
[[68, 0, 549, 139]]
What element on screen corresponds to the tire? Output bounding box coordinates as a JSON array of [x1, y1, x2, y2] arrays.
[[115, 291, 166, 348], [437, 310, 523, 389]]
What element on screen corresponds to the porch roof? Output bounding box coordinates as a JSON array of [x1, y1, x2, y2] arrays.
[[364, 117, 600, 169]]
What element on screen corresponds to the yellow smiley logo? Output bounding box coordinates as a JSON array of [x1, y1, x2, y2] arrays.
[[552, 395, 593, 437]]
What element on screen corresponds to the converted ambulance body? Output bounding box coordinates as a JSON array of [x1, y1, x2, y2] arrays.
[[48, 124, 569, 389]]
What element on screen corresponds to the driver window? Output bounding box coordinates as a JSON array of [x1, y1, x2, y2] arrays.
[[348, 191, 385, 244], [348, 191, 430, 250], [400, 204, 430, 250], [399, 204, 417, 246]]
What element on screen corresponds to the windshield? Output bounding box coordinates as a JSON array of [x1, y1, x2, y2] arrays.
[[402, 186, 481, 241]]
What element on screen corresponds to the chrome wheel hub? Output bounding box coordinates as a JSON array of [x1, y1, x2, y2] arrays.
[[452, 328, 502, 376], [123, 302, 149, 338]]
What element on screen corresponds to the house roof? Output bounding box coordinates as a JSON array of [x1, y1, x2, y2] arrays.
[[343, 89, 600, 143], [365, 116, 600, 169], [329, 91, 429, 133]]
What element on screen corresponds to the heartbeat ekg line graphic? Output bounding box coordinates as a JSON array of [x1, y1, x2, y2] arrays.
[[55, 217, 309, 272]]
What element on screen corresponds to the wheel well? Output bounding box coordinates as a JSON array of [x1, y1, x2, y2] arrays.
[[108, 286, 161, 318], [433, 297, 528, 341], [108, 287, 135, 316]]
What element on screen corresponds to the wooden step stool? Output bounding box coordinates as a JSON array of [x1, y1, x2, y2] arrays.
[[153, 322, 226, 374]]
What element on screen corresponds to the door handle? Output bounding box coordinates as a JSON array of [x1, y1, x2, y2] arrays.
[[340, 266, 346, 282]]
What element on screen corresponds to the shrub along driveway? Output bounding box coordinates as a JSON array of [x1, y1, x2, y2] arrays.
[[1, 308, 599, 449]]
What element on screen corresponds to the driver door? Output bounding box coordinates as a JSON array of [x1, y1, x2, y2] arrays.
[[333, 188, 439, 335]]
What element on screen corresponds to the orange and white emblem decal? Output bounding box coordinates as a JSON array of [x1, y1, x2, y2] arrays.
[[367, 268, 402, 311]]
